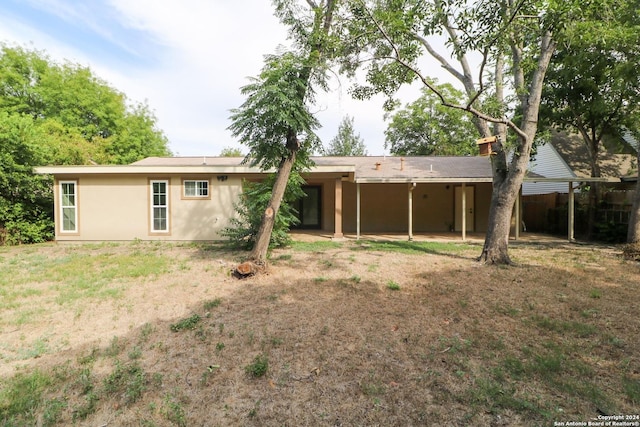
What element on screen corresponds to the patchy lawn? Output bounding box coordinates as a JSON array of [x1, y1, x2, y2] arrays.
[[0, 239, 638, 426]]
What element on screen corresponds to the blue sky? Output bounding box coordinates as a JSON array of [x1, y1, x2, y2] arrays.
[[0, 0, 404, 156]]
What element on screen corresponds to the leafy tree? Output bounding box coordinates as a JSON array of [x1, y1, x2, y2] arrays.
[[105, 103, 170, 164], [384, 81, 477, 156], [338, 0, 599, 264], [627, 126, 640, 244], [222, 172, 305, 249], [540, 3, 640, 239], [324, 115, 368, 156], [0, 44, 171, 244], [0, 44, 170, 165], [228, 0, 339, 265], [219, 146, 244, 157], [0, 112, 53, 244]]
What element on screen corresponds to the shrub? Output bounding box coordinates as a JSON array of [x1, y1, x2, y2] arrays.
[[221, 172, 305, 250]]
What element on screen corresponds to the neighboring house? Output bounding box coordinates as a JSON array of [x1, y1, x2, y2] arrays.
[[36, 156, 495, 242], [523, 130, 638, 237], [523, 139, 578, 196], [525, 130, 636, 191], [551, 130, 637, 182], [620, 130, 639, 184]]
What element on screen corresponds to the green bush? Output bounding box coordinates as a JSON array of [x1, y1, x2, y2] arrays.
[[0, 190, 54, 246], [593, 220, 627, 243], [222, 172, 305, 250]]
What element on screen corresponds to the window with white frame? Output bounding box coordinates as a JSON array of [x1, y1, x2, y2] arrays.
[[151, 180, 169, 232], [60, 180, 78, 232], [183, 180, 209, 198]]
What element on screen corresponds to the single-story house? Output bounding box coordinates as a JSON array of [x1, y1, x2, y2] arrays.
[[36, 156, 496, 242]]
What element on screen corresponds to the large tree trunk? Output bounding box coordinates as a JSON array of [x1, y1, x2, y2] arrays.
[[586, 182, 600, 240], [249, 132, 298, 264], [478, 137, 530, 264], [235, 1, 337, 273], [627, 148, 640, 243], [478, 57, 515, 264], [479, 183, 517, 264], [584, 133, 602, 239]]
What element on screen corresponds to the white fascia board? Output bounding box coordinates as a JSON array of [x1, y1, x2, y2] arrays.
[[355, 177, 493, 184], [35, 165, 266, 175], [35, 164, 356, 176]]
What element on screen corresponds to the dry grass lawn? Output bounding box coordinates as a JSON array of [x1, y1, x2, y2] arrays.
[[0, 237, 639, 426]]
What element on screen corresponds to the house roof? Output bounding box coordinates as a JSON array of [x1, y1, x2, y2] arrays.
[[37, 155, 497, 183], [37, 153, 628, 185], [315, 156, 494, 183], [133, 155, 495, 183], [36, 157, 355, 178], [137, 154, 611, 184], [550, 130, 636, 179]]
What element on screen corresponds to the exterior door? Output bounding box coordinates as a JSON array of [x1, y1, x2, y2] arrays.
[[294, 185, 321, 229], [454, 186, 475, 232]]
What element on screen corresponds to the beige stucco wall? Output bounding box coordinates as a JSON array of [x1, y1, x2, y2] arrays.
[[51, 172, 493, 241], [302, 178, 337, 231], [53, 174, 242, 241], [341, 182, 492, 233], [474, 183, 492, 233]]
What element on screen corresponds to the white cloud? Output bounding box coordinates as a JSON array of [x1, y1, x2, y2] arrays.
[[1, 1, 438, 156]]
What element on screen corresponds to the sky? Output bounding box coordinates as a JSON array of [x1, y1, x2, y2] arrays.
[[0, 0, 431, 156]]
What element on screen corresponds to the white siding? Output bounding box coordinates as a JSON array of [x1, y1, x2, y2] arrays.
[[523, 143, 577, 195]]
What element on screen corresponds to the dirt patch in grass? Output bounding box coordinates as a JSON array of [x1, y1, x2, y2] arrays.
[[0, 238, 639, 426]]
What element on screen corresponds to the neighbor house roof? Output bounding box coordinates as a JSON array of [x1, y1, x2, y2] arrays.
[[550, 130, 636, 180]]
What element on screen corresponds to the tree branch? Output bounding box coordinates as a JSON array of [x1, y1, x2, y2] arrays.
[[411, 33, 466, 83]]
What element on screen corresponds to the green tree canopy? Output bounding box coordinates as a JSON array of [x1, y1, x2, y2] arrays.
[[324, 115, 368, 156], [226, 0, 339, 264], [0, 112, 52, 244], [541, 2, 640, 177], [0, 44, 171, 244], [228, 51, 321, 171], [219, 146, 244, 157], [335, 0, 603, 264], [384, 81, 477, 156], [539, 0, 640, 239], [0, 44, 170, 165]]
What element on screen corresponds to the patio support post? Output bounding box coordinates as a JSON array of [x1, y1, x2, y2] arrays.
[[462, 183, 467, 241], [568, 181, 575, 242], [408, 183, 415, 241], [333, 177, 344, 240], [356, 182, 361, 240]]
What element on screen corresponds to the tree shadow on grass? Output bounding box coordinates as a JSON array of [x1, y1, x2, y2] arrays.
[[349, 239, 482, 261]]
